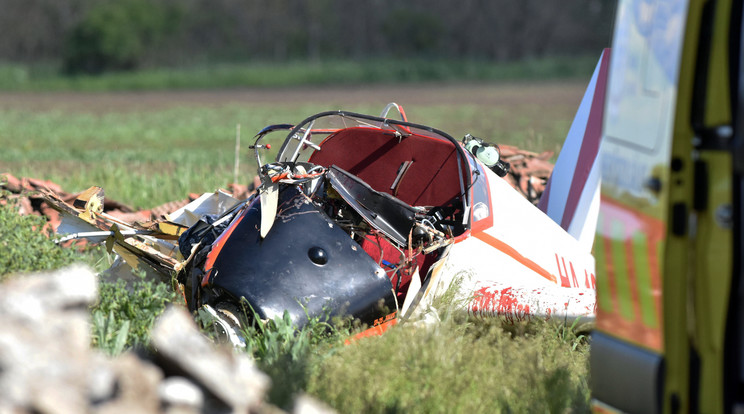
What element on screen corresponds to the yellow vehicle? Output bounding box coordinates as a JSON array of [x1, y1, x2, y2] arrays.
[[591, 0, 742, 412]]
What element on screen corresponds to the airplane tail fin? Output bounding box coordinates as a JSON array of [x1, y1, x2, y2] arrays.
[[537, 48, 610, 252]]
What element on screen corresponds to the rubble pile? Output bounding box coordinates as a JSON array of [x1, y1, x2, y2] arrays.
[[1, 174, 153, 235], [0, 265, 333, 414], [0, 173, 259, 235], [498, 145, 555, 205]]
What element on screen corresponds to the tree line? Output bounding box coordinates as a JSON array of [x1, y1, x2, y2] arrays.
[[0, 0, 615, 74]]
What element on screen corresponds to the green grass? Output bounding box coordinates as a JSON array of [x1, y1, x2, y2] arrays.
[[0, 56, 598, 92], [91, 270, 181, 354], [412, 104, 571, 155], [231, 308, 351, 408], [0, 86, 577, 208], [0, 195, 79, 280], [195, 301, 590, 412], [308, 318, 590, 413], [0, 104, 327, 208]]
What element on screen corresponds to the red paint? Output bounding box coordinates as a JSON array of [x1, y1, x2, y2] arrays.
[[560, 49, 609, 230], [200, 269, 212, 288], [469, 286, 532, 324], [596, 196, 665, 351], [584, 270, 596, 289], [555, 254, 593, 288], [561, 257, 570, 287], [570, 261, 580, 287], [202, 206, 248, 286], [556, 254, 571, 287]]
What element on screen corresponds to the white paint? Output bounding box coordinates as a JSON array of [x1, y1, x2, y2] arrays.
[[414, 167, 596, 324], [541, 52, 602, 224]]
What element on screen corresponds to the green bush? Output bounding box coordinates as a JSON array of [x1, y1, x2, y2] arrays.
[[62, 0, 182, 74], [0, 196, 78, 281]]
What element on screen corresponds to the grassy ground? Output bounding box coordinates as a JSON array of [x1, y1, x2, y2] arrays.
[[0, 83, 583, 208], [308, 318, 590, 413], [0, 80, 592, 411]]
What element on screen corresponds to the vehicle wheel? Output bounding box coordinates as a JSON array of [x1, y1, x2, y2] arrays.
[[198, 303, 247, 348]]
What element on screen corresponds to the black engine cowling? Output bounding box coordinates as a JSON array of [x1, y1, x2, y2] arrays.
[[197, 185, 396, 328]]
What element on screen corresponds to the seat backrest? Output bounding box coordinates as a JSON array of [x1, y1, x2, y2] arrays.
[[309, 127, 461, 207]]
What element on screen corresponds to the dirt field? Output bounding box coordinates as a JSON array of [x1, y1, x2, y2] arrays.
[[0, 81, 586, 113]]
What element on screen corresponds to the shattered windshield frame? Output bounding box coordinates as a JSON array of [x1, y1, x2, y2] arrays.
[[275, 110, 474, 229]]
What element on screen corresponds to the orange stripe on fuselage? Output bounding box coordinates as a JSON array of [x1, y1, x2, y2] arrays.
[[473, 232, 557, 284], [201, 209, 247, 287]]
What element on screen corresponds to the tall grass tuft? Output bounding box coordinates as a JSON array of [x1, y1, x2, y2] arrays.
[[307, 317, 590, 413], [0, 194, 78, 280], [91, 270, 180, 354]]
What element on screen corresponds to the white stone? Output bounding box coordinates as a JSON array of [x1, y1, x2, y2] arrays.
[[159, 377, 204, 409]]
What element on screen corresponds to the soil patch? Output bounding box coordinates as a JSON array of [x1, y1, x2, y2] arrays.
[[0, 82, 585, 114]]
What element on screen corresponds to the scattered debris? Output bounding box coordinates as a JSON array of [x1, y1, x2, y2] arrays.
[[497, 145, 554, 204], [0, 265, 335, 414], [12, 106, 592, 339], [0, 173, 260, 238], [0, 173, 145, 235], [0, 145, 550, 234]]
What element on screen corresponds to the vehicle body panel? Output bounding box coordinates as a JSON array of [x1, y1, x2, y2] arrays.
[[591, 0, 742, 411]]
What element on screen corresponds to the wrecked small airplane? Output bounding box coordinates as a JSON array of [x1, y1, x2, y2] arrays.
[[47, 54, 608, 342]]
